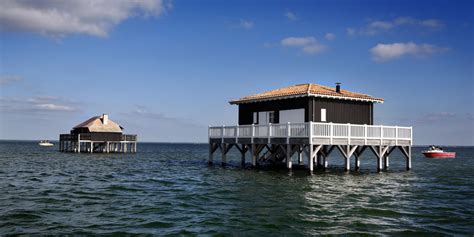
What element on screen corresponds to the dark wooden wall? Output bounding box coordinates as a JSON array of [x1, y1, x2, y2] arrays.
[[70, 130, 123, 141], [237, 97, 373, 125], [238, 97, 310, 125], [312, 98, 373, 124]]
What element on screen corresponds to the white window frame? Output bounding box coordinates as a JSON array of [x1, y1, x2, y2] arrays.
[[321, 108, 327, 122]]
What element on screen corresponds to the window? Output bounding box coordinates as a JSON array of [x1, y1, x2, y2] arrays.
[[258, 112, 267, 125], [321, 108, 327, 122], [268, 111, 275, 123], [257, 111, 274, 125], [279, 109, 305, 123], [253, 112, 258, 124]]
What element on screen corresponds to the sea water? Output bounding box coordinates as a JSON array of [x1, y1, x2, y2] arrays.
[[0, 141, 473, 235]]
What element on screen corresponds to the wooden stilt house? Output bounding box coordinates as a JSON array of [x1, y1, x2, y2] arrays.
[[209, 83, 413, 172], [59, 114, 137, 153]]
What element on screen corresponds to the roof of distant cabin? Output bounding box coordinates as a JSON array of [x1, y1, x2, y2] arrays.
[[73, 115, 123, 133], [229, 83, 384, 104]]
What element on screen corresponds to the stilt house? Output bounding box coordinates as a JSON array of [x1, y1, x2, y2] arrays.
[[59, 114, 137, 153], [209, 83, 412, 172]]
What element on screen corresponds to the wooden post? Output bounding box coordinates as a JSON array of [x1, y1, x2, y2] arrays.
[[377, 146, 383, 172], [221, 143, 227, 166], [90, 142, 93, 153], [344, 145, 351, 171], [406, 146, 412, 170], [286, 144, 292, 169], [251, 144, 257, 167], [298, 148, 303, 165], [77, 134, 81, 153], [384, 154, 389, 170], [208, 143, 214, 164], [241, 144, 246, 166], [308, 145, 314, 171], [355, 154, 360, 171], [106, 142, 110, 153]]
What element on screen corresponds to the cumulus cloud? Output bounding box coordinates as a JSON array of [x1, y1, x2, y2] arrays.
[[280, 36, 327, 55], [346, 28, 356, 36], [324, 33, 336, 41], [370, 42, 447, 62], [238, 19, 254, 30], [279, 37, 325, 54], [0, 75, 22, 86], [348, 16, 445, 36], [0, 0, 170, 38], [0, 96, 78, 113], [281, 36, 316, 46], [285, 11, 297, 21]]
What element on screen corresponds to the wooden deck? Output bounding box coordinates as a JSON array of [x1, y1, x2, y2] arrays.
[[208, 122, 412, 172]]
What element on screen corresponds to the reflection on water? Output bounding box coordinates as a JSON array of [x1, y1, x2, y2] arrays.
[[0, 141, 472, 235]]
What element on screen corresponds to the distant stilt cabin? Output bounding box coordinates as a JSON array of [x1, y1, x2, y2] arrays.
[[209, 83, 413, 172], [59, 114, 137, 153]]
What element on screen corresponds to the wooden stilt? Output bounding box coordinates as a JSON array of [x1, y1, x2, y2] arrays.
[[308, 144, 314, 171], [251, 144, 257, 167], [208, 143, 214, 164], [399, 146, 411, 170], [241, 144, 246, 166], [384, 154, 389, 170], [298, 148, 303, 165], [221, 143, 227, 166], [286, 144, 292, 169]]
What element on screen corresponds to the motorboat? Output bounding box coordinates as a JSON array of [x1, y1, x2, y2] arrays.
[[39, 140, 54, 147], [422, 145, 455, 158]]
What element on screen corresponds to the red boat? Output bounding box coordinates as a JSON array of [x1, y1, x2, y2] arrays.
[[422, 146, 456, 158]]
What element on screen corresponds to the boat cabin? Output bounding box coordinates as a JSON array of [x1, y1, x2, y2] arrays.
[[230, 83, 383, 125]]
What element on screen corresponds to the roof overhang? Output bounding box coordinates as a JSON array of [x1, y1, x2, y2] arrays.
[[230, 93, 384, 105]]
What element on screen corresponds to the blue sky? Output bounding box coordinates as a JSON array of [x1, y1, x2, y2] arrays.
[[0, 0, 473, 145]]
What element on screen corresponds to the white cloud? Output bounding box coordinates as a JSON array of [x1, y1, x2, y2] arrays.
[[280, 36, 327, 55], [0, 0, 170, 38], [369, 21, 393, 30], [0, 75, 22, 86], [370, 42, 447, 62], [420, 19, 444, 28], [285, 11, 297, 21], [35, 103, 74, 111], [281, 36, 316, 46], [349, 16, 445, 36], [239, 19, 254, 30], [324, 33, 336, 41], [302, 44, 326, 55], [346, 28, 356, 36], [0, 96, 79, 113]]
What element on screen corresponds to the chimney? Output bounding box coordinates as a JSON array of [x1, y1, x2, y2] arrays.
[[336, 82, 341, 93], [102, 114, 109, 125]]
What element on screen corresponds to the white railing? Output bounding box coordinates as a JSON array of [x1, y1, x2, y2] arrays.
[[209, 122, 412, 145]]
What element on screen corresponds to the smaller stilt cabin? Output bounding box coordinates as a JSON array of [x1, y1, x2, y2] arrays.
[[208, 83, 413, 172], [59, 114, 137, 153]]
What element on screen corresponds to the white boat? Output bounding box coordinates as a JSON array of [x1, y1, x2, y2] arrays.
[[39, 140, 54, 147]]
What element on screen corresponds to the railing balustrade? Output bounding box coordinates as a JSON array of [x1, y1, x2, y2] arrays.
[[209, 122, 412, 144]]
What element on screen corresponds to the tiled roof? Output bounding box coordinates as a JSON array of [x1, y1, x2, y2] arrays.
[[73, 115, 123, 133], [229, 83, 384, 104]]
